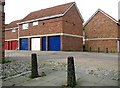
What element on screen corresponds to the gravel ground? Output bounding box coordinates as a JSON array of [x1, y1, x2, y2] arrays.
[[0, 51, 119, 85], [0, 58, 119, 81]]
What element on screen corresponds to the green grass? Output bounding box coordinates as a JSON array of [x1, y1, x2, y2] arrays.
[[29, 72, 46, 79], [0, 59, 11, 64], [40, 72, 46, 77]]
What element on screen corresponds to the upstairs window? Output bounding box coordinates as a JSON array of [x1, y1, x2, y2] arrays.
[[12, 29, 16, 32], [33, 21, 38, 26], [22, 23, 29, 29]]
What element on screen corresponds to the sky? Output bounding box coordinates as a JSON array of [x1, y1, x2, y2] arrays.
[[5, 0, 120, 24]]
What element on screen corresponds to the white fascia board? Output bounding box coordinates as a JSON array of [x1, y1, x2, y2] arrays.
[[63, 2, 74, 15], [19, 33, 83, 38], [63, 2, 84, 23], [99, 9, 118, 23], [85, 38, 119, 41], [5, 27, 18, 31], [19, 33, 62, 38], [17, 14, 63, 25], [74, 2, 84, 22], [84, 9, 100, 27], [5, 39, 18, 41], [18, 2, 84, 25], [61, 33, 83, 38], [84, 9, 118, 27]]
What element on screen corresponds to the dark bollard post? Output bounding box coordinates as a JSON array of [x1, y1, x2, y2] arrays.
[[67, 56, 76, 87], [31, 53, 39, 78], [106, 48, 108, 53]]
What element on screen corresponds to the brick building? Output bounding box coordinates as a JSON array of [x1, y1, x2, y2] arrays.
[[0, 0, 5, 59], [18, 2, 84, 51], [84, 9, 120, 53], [4, 20, 20, 50]]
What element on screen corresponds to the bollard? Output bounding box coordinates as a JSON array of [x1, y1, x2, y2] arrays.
[[67, 56, 76, 87], [106, 48, 108, 53], [31, 53, 39, 78]]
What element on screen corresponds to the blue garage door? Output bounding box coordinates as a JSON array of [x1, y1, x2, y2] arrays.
[[42, 37, 46, 51], [20, 38, 28, 50], [48, 36, 60, 51]]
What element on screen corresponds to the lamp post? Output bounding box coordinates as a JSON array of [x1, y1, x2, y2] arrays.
[[0, 0, 5, 61]]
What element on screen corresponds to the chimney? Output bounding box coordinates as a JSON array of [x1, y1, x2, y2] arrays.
[[0, 0, 5, 60], [118, 1, 120, 21]]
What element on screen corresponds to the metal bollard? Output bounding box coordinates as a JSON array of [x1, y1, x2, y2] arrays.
[[67, 56, 76, 87], [31, 53, 39, 78]]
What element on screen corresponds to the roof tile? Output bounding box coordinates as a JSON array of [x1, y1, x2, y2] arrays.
[[21, 2, 74, 22], [5, 20, 21, 29]]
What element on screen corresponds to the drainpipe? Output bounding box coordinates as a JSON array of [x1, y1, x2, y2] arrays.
[[117, 3, 120, 54]]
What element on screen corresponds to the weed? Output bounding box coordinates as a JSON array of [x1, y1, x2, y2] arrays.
[[28, 75, 33, 79], [40, 72, 46, 77], [1, 59, 11, 64]]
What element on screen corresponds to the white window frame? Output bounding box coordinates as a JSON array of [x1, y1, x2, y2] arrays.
[[22, 23, 29, 29], [33, 21, 38, 26], [12, 29, 16, 32]]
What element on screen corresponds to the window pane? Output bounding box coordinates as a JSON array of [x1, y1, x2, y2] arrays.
[[33, 21, 38, 26], [12, 29, 16, 32], [22, 23, 28, 29]]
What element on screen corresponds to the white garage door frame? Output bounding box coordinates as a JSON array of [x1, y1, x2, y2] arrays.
[[117, 40, 120, 53], [31, 38, 40, 51]]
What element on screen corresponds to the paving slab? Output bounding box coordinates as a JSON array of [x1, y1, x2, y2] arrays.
[[100, 78, 118, 86], [80, 75, 102, 83]]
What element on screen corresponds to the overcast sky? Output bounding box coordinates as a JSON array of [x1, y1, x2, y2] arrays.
[[5, 0, 120, 24]]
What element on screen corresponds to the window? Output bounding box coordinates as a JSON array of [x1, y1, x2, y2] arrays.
[[12, 29, 16, 32], [33, 21, 38, 26], [22, 23, 29, 29]]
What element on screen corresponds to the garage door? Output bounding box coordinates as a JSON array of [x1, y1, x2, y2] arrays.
[[48, 36, 60, 51], [11, 41, 17, 50], [8, 41, 11, 50], [31, 38, 40, 51], [20, 38, 28, 50], [42, 37, 46, 51], [4, 41, 8, 50]]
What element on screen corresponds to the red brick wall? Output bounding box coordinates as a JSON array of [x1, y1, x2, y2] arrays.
[[85, 11, 118, 53], [5, 29, 18, 40], [61, 5, 83, 51], [19, 17, 63, 37], [85, 40, 117, 53], [61, 35, 83, 51], [118, 24, 120, 38], [19, 5, 83, 37], [63, 5, 83, 36], [19, 5, 83, 51], [85, 12, 118, 38]]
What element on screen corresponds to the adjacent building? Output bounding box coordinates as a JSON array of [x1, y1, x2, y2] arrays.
[[4, 20, 20, 50], [84, 9, 120, 53], [17, 2, 84, 51]]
